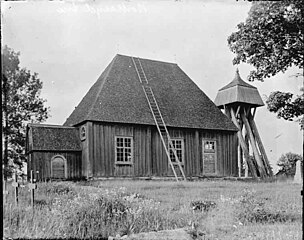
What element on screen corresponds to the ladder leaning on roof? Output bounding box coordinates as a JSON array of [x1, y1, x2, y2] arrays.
[[132, 57, 187, 182]]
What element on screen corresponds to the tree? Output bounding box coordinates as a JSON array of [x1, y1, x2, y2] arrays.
[[227, 1, 303, 128], [2, 45, 49, 178], [266, 90, 304, 129], [277, 152, 303, 176]]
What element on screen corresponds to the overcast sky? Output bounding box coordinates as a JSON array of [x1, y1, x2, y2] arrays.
[[2, 0, 303, 173]]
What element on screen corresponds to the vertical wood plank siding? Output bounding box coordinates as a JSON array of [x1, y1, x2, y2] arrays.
[[28, 122, 237, 179], [87, 122, 237, 178], [29, 151, 82, 181]]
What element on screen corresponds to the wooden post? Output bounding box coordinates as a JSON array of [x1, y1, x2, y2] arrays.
[[224, 107, 230, 117], [248, 113, 273, 176], [230, 108, 258, 178], [235, 106, 241, 118], [35, 171, 39, 182], [12, 172, 19, 205], [241, 110, 266, 178], [244, 128, 249, 178], [238, 117, 244, 177], [252, 107, 257, 119], [238, 144, 242, 177], [3, 172, 8, 204], [29, 170, 37, 208]]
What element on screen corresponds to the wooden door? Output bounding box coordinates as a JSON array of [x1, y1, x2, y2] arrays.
[[202, 140, 217, 175], [51, 156, 67, 179]]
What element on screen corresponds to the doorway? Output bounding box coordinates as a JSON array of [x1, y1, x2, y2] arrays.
[[202, 140, 217, 175], [51, 155, 67, 179]]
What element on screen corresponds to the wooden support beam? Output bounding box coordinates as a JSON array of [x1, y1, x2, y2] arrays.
[[235, 106, 241, 118], [238, 144, 242, 177], [248, 113, 273, 176], [225, 106, 230, 118], [238, 115, 243, 177], [230, 108, 258, 178], [243, 106, 250, 118], [252, 107, 257, 119], [244, 130, 249, 177], [241, 110, 267, 178]]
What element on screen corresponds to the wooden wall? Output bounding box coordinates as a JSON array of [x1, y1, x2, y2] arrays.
[[28, 151, 82, 181], [85, 122, 238, 178]]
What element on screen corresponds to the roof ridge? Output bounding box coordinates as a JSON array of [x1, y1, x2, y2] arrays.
[[28, 123, 77, 129], [117, 54, 178, 65], [86, 55, 117, 120]]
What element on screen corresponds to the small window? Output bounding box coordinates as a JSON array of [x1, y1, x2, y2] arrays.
[[169, 139, 184, 164], [80, 126, 86, 141], [115, 136, 133, 164], [204, 141, 216, 153]]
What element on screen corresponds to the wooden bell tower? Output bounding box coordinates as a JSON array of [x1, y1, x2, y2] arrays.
[[214, 69, 273, 178]]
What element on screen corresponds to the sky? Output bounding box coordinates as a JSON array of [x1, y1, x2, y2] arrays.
[[2, 0, 303, 173]]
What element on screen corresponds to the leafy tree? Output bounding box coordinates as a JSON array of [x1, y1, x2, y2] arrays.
[[266, 90, 304, 129], [2, 45, 49, 178], [277, 152, 303, 176], [227, 1, 303, 128]]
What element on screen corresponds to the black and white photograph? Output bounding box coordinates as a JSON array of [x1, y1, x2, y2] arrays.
[[2, 0, 303, 239]]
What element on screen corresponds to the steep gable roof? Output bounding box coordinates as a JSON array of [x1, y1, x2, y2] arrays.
[[27, 124, 81, 152], [64, 54, 237, 131], [214, 69, 264, 108]]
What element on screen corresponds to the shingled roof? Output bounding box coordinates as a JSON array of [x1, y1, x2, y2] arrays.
[[64, 54, 237, 131], [214, 69, 264, 109], [27, 124, 81, 152]]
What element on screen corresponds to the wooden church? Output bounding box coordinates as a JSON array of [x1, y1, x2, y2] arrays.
[[26, 54, 244, 181]]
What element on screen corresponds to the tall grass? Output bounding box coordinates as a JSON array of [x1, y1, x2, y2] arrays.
[[3, 180, 302, 239]]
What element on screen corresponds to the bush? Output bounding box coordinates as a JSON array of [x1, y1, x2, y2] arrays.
[[277, 152, 303, 177], [45, 182, 76, 196], [235, 189, 292, 224], [190, 200, 217, 212], [45, 186, 178, 238]]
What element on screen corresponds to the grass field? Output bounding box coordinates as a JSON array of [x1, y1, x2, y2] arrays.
[[3, 179, 303, 239]]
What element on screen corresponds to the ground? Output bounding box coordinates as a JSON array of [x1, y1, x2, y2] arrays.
[[3, 179, 303, 240]]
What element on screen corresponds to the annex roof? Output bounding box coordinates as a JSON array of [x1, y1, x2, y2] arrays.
[[64, 54, 237, 131], [214, 69, 264, 109], [27, 124, 81, 152]]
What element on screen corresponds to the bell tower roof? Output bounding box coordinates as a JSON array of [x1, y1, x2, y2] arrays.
[[214, 69, 264, 109]]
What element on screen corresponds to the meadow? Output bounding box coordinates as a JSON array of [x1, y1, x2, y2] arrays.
[[3, 179, 303, 240]]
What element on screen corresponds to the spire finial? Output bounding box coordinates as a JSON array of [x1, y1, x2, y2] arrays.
[[234, 68, 241, 82]]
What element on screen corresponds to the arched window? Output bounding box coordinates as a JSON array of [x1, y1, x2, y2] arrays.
[[51, 155, 67, 179]]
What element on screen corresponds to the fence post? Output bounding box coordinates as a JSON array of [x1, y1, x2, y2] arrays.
[[12, 172, 19, 205]]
